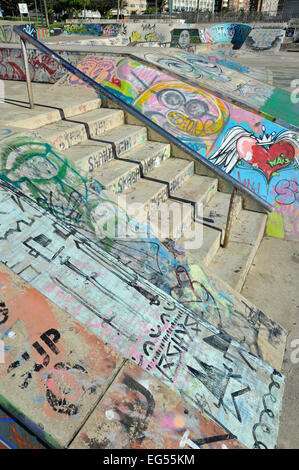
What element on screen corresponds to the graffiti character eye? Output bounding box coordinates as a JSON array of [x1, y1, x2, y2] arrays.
[[184, 99, 209, 119], [157, 89, 186, 108]]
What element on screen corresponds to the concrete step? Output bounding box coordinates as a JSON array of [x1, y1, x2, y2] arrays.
[[176, 222, 221, 266], [118, 140, 171, 175], [63, 140, 115, 173], [2, 81, 102, 130], [62, 125, 149, 175], [199, 191, 243, 244], [93, 124, 148, 157], [146, 158, 194, 194], [92, 159, 141, 194], [36, 108, 124, 151], [120, 178, 168, 219], [208, 210, 267, 292], [69, 107, 125, 139], [170, 174, 218, 215]]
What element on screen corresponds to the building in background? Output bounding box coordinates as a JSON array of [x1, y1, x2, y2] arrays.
[[218, 0, 299, 15], [153, 0, 214, 12], [260, 0, 280, 15], [221, 0, 250, 11], [127, 0, 147, 13]]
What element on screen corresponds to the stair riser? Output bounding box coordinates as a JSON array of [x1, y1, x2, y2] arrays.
[[87, 112, 124, 139], [47, 126, 87, 151], [168, 162, 194, 194], [151, 203, 194, 241], [112, 128, 148, 157], [199, 196, 243, 245], [141, 146, 171, 176], [44, 112, 125, 151], [87, 145, 115, 172], [181, 225, 221, 265], [123, 186, 169, 220]]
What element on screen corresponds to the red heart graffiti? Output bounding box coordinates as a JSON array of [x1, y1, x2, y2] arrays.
[[249, 142, 295, 181]]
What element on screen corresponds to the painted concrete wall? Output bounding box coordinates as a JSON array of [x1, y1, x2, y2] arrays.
[[0, 23, 36, 43], [132, 49, 298, 128], [62, 22, 251, 49], [0, 47, 68, 83]]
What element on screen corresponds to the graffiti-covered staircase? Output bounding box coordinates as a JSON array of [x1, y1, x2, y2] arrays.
[[28, 97, 267, 292]]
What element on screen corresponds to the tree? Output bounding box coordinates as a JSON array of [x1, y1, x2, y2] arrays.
[[1, 0, 35, 17]]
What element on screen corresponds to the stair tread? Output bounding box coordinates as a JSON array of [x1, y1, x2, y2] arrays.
[[63, 140, 113, 164], [172, 174, 218, 205], [93, 124, 146, 143], [208, 242, 257, 293], [92, 159, 140, 190], [121, 178, 167, 206], [148, 158, 193, 182], [66, 107, 123, 124], [230, 210, 267, 246], [118, 140, 170, 164], [38, 107, 122, 133]]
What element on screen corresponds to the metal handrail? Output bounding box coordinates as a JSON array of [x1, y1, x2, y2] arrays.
[[13, 24, 272, 212]]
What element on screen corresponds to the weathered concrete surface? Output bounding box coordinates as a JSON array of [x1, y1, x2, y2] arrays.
[[208, 211, 267, 292], [242, 237, 299, 449], [0, 80, 100, 129], [230, 51, 299, 91], [70, 361, 245, 449], [0, 263, 125, 448]]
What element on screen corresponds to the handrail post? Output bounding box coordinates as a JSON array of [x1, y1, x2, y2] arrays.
[[222, 187, 238, 248], [20, 38, 35, 109]]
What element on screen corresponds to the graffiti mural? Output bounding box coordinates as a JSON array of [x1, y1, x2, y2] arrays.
[[63, 23, 122, 37], [61, 54, 299, 240], [244, 29, 286, 53], [170, 29, 201, 50], [198, 24, 251, 49], [0, 266, 246, 450], [61, 22, 250, 48], [0, 170, 286, 448], [134, 50, 282, 117]]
